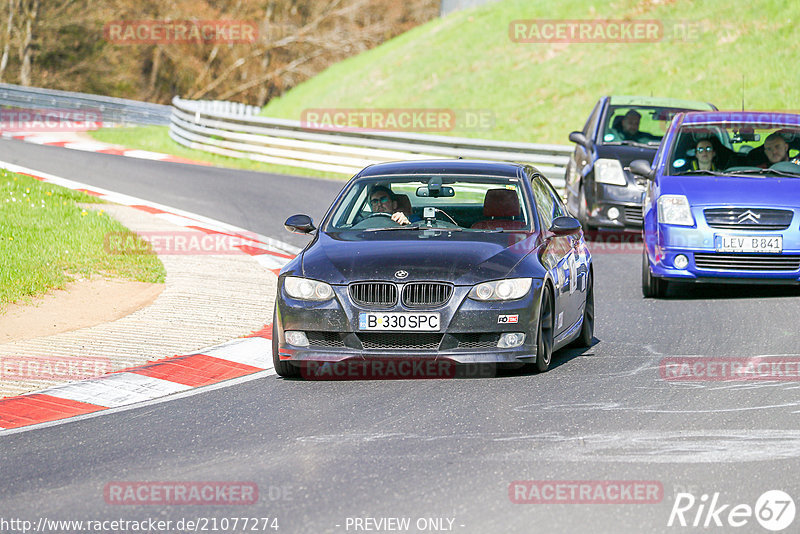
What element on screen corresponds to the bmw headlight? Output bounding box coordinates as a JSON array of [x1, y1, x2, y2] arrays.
[[657, 195, 694, 226], [469, 278, 532, 301], [594, 159, 627, 186], [284, 276, 335, 301]]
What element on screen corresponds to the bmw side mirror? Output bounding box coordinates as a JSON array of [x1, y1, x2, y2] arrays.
[[284, 214, 316, 234], [569, 131, 591, 151], [630, 159, 654, 180], [548, 216, 582, 236]]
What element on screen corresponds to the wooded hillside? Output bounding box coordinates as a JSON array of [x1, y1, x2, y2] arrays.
[[0, 0, 437, 105]]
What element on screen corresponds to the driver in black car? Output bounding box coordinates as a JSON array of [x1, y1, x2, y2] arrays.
[[369, 185, 411, 225]]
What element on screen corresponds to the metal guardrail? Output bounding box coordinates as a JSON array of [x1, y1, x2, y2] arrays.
[[169, 96, 571, 188], [0, 83, 171, 125]]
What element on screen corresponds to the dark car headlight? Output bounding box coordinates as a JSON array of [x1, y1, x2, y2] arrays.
[[594, 158, 627, 186], [469, 278, 532, 301], [284, 276, 335, 301]]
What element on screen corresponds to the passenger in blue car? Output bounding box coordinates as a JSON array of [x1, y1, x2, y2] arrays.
[[761, 132, 790, 167], [690, 138, 718, 171]]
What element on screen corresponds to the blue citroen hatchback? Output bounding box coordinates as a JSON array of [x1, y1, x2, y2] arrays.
[[633, 111, 800, 297]]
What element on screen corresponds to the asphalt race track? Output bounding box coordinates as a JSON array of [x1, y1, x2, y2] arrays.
[[2, 139, 800, 533]]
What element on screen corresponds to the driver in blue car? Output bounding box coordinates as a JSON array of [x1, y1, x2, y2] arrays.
[[369, 185, 411, 225]]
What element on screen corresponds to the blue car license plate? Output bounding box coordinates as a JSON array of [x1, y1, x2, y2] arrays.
[[714, 235, 783, 253]]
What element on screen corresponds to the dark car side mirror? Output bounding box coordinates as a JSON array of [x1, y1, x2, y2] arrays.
[[284, 214, 316, 234], [629, 159, 655, 180], [548, 216, 582, 236], [569, 131, 591, 151]]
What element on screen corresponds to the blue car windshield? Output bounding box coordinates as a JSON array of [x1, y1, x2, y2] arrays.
[[325, 175, 533, 232], [668, 123, 800, 176]]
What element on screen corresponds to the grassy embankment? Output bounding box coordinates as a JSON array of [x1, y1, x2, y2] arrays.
[[0, 170, 165, 311], [91, 0, 798, 177]]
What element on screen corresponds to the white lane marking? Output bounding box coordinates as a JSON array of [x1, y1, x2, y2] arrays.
[[200, 337, 274, 370], [41, 373, 192, 408], [63, 141, 116, 151], [20, 135, 70, 145], [0, 159, 301, 256], [1, 369, 277, 436], [155, 212, 215, 227], [122, 149, 170, 160]]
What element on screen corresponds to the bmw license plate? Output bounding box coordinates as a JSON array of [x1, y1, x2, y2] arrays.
[[359, 312, 440, 331], [715, 235, 783, 253]]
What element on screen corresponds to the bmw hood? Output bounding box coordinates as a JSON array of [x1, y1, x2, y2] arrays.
[[300, 231, 541, 285], [662, 174, 800, 207]]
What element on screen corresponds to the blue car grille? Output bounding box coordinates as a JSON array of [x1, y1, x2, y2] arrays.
[[694, 253, 800, 272], [349, 282, 397, 307], [402, 282, 453, 308], [704, 208, 793, 230]]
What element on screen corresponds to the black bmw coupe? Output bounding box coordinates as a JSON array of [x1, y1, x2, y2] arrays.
[[273, 160, 593, 378]]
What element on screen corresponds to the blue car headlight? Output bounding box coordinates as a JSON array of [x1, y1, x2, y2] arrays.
[[284, 276, 335, 301], [657, 194, 695, 226], [469, 278, 532, 301]]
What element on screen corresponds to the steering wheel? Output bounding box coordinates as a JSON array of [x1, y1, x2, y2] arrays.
[[367, 212, 393, 218]]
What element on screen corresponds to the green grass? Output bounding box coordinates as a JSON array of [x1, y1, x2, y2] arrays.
[[89, 126, 352, 181], [0, 169, 166, 311], [261, 0, 798, 145]]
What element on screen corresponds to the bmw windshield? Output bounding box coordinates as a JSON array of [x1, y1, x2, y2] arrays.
[[325, 175, 535, 232]]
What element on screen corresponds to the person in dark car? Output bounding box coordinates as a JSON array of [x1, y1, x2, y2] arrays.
[[612, 109, 659, 143], [369, 185, 411, 225]]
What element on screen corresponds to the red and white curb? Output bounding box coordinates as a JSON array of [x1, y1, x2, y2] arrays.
[[1, 130, 209, 166], [0, 333, 275, 431], [0, 160, 299, 432]]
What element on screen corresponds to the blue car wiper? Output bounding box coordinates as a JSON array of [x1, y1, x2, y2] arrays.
[[724, 168, 800, 178], [677, 169, 723, 176]]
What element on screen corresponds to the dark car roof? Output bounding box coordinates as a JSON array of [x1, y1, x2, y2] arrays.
[[607, 95, 715, 110], [679, 110, 800, 126], [356, 159, 524, 178]]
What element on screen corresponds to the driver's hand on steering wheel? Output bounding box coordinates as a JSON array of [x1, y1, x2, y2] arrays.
[[391, 212, 410, 225]]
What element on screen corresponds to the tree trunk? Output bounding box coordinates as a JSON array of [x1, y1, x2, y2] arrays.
[[18, 0, 38, 86], [0, 0, 15, 82]]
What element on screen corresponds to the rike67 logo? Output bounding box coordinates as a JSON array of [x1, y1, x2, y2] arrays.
[[668, 490, 795, 531]]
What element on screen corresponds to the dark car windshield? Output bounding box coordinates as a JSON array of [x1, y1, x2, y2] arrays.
[[668, 123, 800, 177], [325, 175, 533, 232], [602, 105, 691, 146]]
